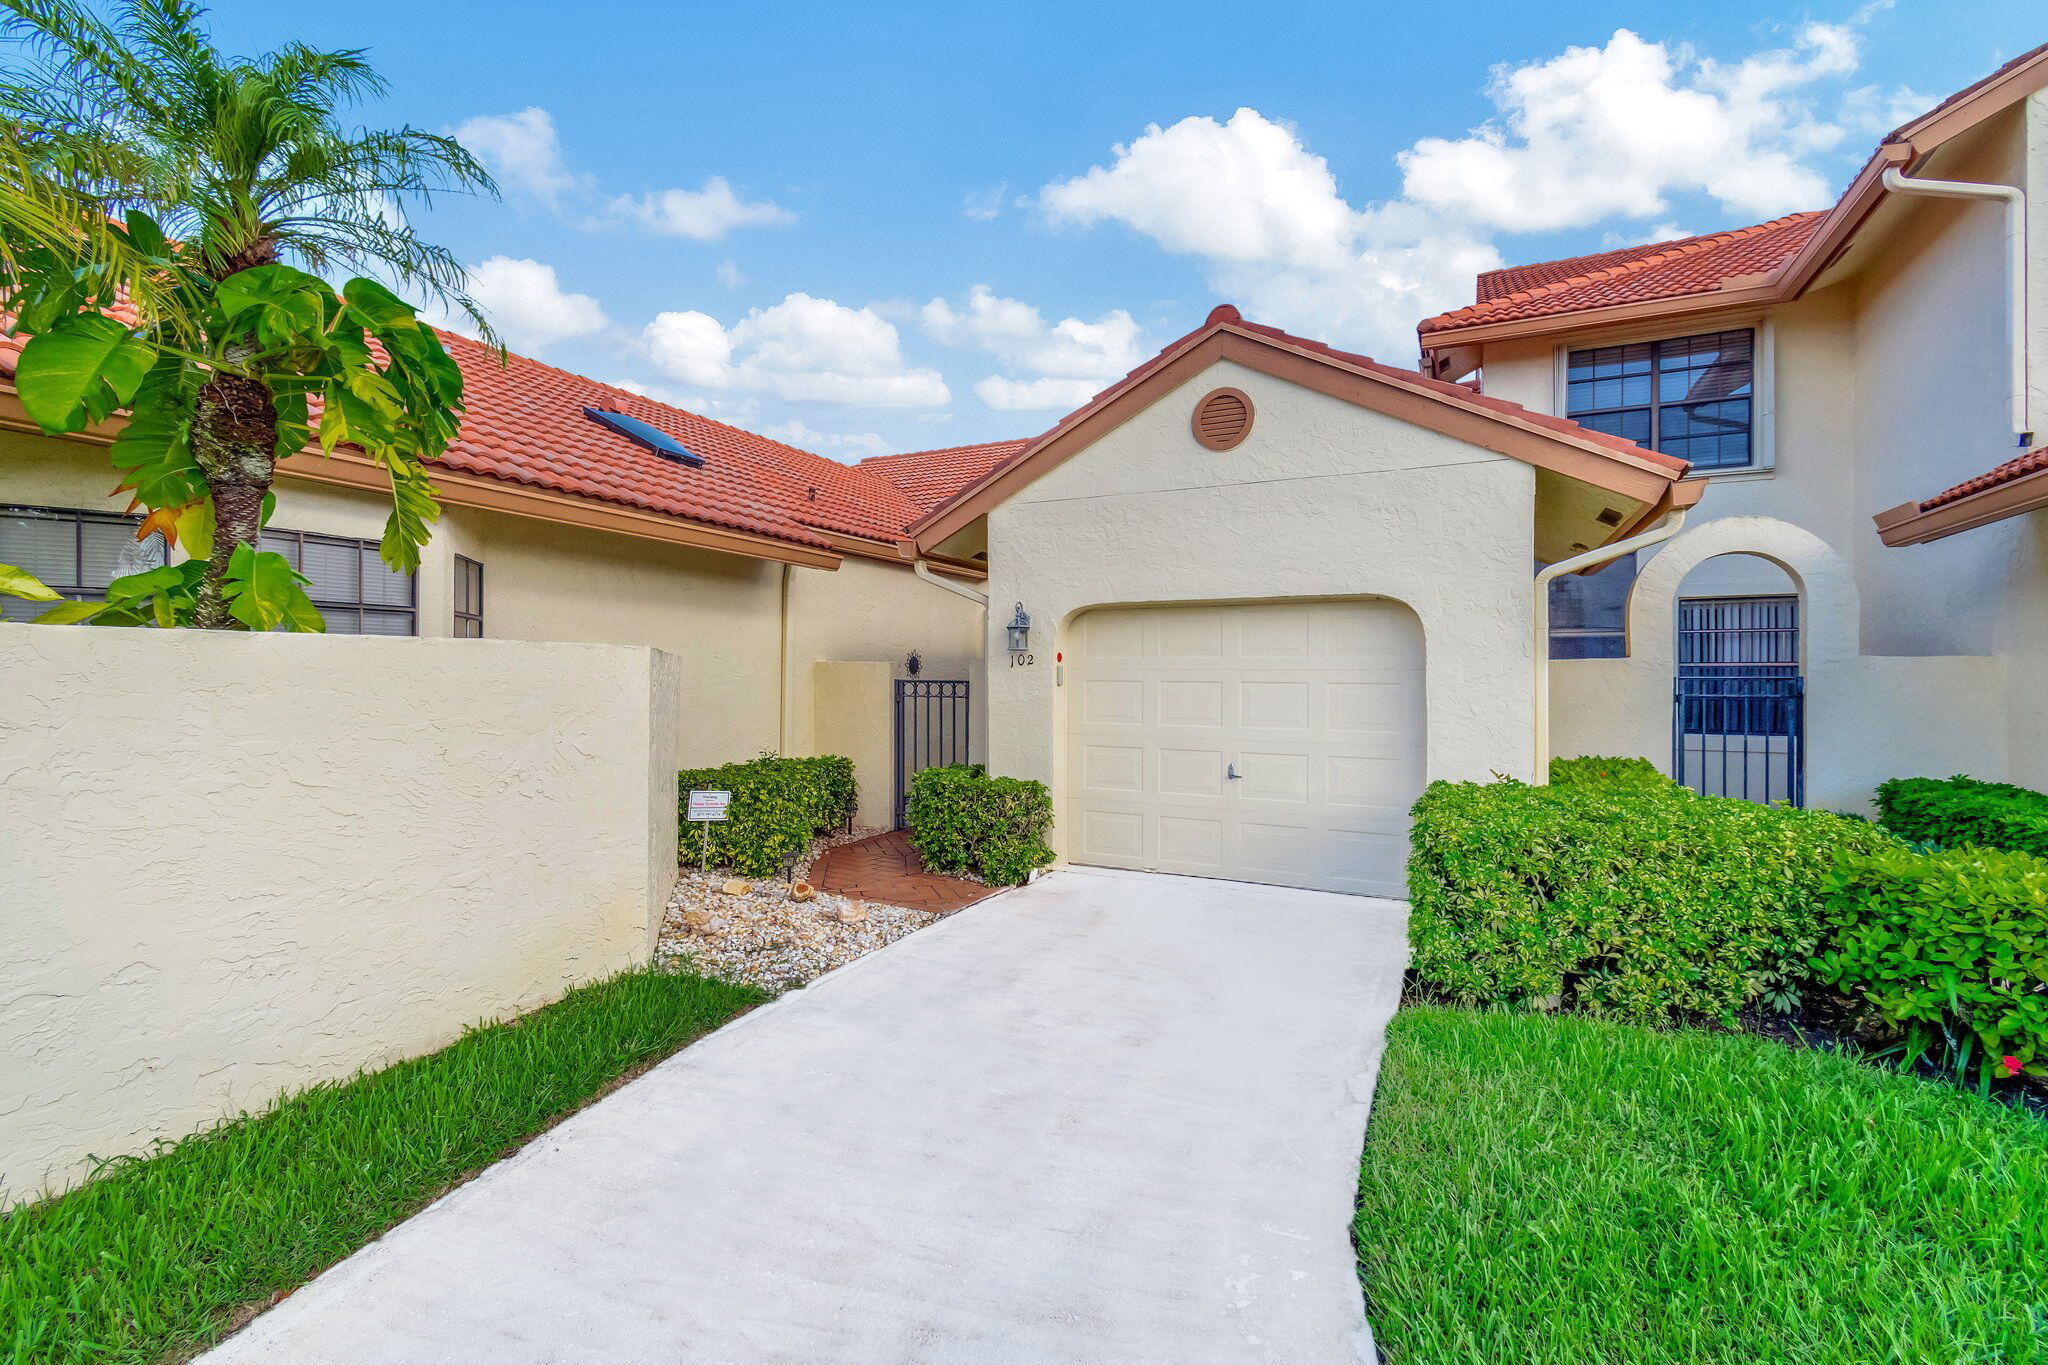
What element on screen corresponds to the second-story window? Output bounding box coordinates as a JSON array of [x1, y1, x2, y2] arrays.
[[1567, 328, 1754, 472], [259, 528, 416, 635]]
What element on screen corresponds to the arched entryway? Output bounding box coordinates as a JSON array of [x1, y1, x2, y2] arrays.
[[1672, 553, 1803, 804]]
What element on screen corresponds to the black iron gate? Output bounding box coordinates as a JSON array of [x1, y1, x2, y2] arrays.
[[1672, 595, 1804, 806], [893, 679, 970, 828]]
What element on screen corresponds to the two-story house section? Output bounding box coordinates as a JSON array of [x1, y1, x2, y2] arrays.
[[1415, 41, 2048, 813]]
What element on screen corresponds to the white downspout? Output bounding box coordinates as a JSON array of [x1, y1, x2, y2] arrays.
[[1532, 509, 1688, 782], [913, 558, 990, 607], [1882, 166, 2031, 446]]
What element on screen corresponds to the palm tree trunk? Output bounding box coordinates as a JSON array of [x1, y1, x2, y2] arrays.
[[188, 361, 278, 630]]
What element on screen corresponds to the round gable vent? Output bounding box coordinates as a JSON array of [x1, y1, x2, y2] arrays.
[[1192, 387, 1253, 451]]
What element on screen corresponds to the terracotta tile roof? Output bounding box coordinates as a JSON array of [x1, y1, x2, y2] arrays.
[[1419, 212, 1828, 335], [1917, 448, 2048, 511], [3, 321, 930, 551], [429, 333, 921, 548], [858, 439, 1031, 515]]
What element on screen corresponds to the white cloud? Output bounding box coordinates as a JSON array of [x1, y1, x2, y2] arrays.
[[1039, 110, 1497, 357], [716, 259, 746, 289], [962, 184, 1008, 221], [431, 256, 608, 354], [452, 108, 584, 204], [1042, 108, 1359, 270], [973, 376, 1106, 411], [612, 176, 793, 240], [1035, 20, 1915, 359], [641, 293, 949, 408], [922, 286, 1144, 411], [1396, 25, 1864, 232], [761, 419, 891, 458], [1602, 222, 1691, 248]]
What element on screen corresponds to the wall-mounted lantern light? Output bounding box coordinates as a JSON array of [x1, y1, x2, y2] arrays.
[[1006, 603, 1033, 657]]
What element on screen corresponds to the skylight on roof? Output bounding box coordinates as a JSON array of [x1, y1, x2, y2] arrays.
[[583, 407, 704, 466]]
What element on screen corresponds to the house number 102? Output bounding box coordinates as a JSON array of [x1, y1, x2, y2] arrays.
[[1009, 651, 1036, 667]]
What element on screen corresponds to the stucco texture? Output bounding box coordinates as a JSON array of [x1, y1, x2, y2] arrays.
[[0, 627, 680, 1202], [983, 358, 1538, 861], [1549, 516, 2008, 812]]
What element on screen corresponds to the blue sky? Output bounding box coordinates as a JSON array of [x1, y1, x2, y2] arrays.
[[205, 0, 2041, 460]]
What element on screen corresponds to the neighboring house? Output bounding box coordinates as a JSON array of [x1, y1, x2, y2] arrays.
[[0, 333, 991, 826], [1412, 41, 2048, 817]]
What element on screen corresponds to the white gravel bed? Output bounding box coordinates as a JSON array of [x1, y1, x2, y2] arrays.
[[655, 862, 943, 993]]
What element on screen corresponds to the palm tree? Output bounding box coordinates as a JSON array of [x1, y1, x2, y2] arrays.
[[0, 0, 496, 627]]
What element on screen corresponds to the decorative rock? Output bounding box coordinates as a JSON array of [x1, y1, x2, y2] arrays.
[[837, 900, 868, 925], [720, 878, 753, 897], [789, 880, 816, 903], [682, 909, 712, 933]]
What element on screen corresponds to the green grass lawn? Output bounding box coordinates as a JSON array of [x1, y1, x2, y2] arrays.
[[1, 967, 762, 1365], [1356, 1007, 2048, 1365]]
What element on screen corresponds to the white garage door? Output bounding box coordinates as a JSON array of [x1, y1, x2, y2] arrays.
[[1066, 600, 1425, 897]]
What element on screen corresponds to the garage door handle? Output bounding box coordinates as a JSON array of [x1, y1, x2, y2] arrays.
[[1227, 763, 1243, 780]]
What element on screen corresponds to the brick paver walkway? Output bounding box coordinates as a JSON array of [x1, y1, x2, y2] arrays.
[[810, 830, 993, 914]]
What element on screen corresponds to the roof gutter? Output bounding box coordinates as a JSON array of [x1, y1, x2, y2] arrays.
[[1532, 507, 1688, 782], [913, 558, 989, 608], [1880, 165, 2031, 447]]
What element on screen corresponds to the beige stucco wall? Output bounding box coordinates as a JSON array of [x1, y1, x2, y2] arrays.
[[811, 660, 895, 825], [2, 430, 988, 792], [0, 626, 680, 1203], [982, 357, 1537, 860]]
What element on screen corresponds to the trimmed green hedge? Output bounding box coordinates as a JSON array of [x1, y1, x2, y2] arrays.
[[1816, 842, 2048, 1086], [678, 754, 856, 878], [1408, 770, 1896, 1023], [1874, 774, 2048, 857], [1547, 754, 1670, 790], [905, 764, 1053, 886]]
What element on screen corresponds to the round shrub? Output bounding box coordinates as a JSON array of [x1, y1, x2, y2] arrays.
[[678, 754, 856, 878], [905, 764, 1053, 886], [1407, 773, 1898, 1024]]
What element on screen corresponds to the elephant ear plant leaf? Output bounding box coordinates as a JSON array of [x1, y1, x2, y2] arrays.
[[0, 0, 499, 629]]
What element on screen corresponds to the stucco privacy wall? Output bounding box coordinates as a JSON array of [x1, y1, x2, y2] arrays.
[[1548, 517, 2008, 812], [811, 660, 895, 825], [983, 358, 1536, 859], [0, 627, 680, 1202]]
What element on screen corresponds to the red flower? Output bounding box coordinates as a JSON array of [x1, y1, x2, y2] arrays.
[[2000, 1055, 2023, 1078]]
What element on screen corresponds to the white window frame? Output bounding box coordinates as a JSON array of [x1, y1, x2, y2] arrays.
[[1549, 314, 1775, 480]]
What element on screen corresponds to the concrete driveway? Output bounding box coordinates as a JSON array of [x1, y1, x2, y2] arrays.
[[203, 867, 1408, 1364]]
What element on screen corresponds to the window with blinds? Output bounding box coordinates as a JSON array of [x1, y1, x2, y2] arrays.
[[258, 528, 416, 635], [0, 505, 168, 623]]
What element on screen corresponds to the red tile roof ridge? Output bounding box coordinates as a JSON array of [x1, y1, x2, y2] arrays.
[[1420, 212, 1826, 333]]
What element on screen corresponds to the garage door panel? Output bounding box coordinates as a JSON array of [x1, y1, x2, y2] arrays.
[[1157, 680, 1224, 728], [1238, 750, 1311, 803], [1157, 815, 1226, 867], [1082, 679, 1145, 726], [1068, 600, 1423, 896], [1080, 744, 1146, 796], [1078, 808, 1146, 862], [1158, 610, 1225, 659], [1240, 680, 1311, 730], [1159, 747, 1226, 798]]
